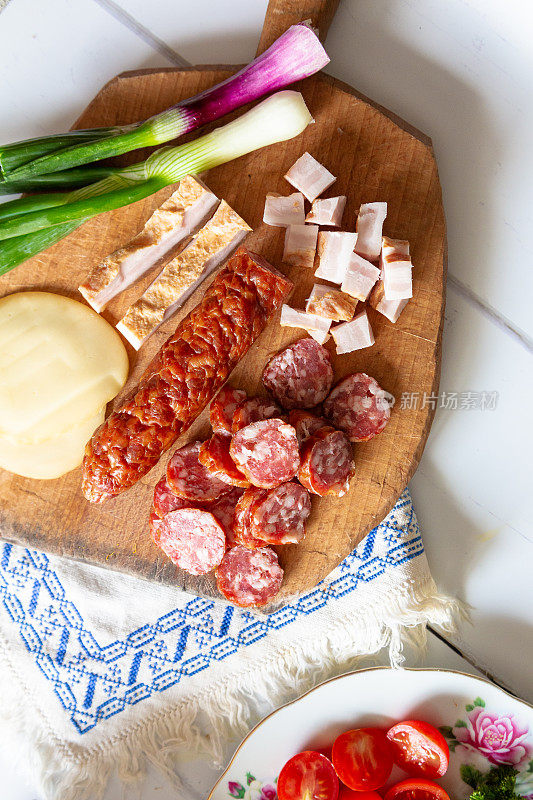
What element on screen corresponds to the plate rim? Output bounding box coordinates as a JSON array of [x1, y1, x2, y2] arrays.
[[207, 665, 533, 799]]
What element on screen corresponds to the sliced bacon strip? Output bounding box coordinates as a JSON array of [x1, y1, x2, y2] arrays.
[[283, 224, 318, 269], [355, 202, 387, 260], [315, 231, 358, 284], [341, 253, 381, 302], [215, 545, 284, 607], [306, 284, 357, 321], [331, 309, 375, 354]]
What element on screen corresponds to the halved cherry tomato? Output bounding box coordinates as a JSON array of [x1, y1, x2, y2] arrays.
[[331, 728, 393, 791], [384, 778, 451, 800], [386, 720, 449, 778], [339, 788, 382, 800], [278, 751, 339, 800]]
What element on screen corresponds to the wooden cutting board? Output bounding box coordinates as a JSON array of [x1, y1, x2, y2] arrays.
[[0, 0, 446, 610]]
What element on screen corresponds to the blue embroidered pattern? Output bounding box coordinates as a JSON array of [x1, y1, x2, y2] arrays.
[[0, 491, 421, 735]]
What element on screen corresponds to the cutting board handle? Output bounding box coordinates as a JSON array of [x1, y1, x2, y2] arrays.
[[256, 0, 340, 55]]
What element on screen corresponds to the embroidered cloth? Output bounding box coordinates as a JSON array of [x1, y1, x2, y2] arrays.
[[0, 490, 459, 799]]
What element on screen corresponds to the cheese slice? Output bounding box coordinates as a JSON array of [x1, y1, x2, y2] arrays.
[[78, 176, 219, 312], [0, 292, 128, 443], [0, 408, 105, 480], [117, 201, 251, 349]]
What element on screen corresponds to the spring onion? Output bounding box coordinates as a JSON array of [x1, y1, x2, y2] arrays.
[[0, 165, 119, 196], [0, 90, 313, 271], [3, 24, 327, 181], [0, 127, 129, 178]]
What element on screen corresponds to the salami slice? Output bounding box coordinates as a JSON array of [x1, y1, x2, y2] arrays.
[[298, 426, 355, 497], [215, 545, 284, 607], [288, 410, 328, 446], [234, 487, 269, 549], [231, 396, 283, 433], [210, 385, 248, 435], [149, 508, 163, 544], [209, 486, 244, 547], [262, 337, 334, 410], [250, 481, 311, 545], [156, 508, 226, 575], [153, 475, 190, 518], [323, 373, 395, 442], [230, 419, 300, 488], [167, 441, 232, 502], [199, 433, 250, 488]]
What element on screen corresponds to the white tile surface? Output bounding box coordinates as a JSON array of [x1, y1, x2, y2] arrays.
[[0, 0, 175, 144], [0, 0, 531, 797], [410, 282, 533, 701], [325, 0, 533, 337]]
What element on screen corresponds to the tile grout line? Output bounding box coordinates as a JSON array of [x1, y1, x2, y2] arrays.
[[90, 0, 192, 68], [427, 625, 521, 697], [447, 273, 533, 354]]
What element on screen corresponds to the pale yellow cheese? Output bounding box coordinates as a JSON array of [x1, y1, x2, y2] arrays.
[[0, 292, 128, 480], [0, 408, 105, 480]]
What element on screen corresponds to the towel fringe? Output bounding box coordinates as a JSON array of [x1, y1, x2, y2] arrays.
[[0, 574, 466, 800]]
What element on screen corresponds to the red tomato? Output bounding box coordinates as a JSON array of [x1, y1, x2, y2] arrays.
[[386, 720, 449, 778], [384, 778, 451, 800], [278, 751, 340, 800], [331, 728, 393, 791], [339, 788, 382, 800]]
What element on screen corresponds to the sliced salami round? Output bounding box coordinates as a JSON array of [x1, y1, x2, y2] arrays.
[[262, 338, 334, 410], [250, 481, 311, 545], [288, 410, 329, 446], [323, 373, 395, 442], [199, 433, 250, 488], [167, 441, 232, 502], [215, 545, 284, 607], [153, 475, 190, 518], [230, 419, 301, 489], [210, 385, 247, 435], [209, 486, 244, 547], [231, 396, 282, 433], [298, 426, 355, 497], [149, 508, 163, 544], [156, 508, 226, 575], [234, 487, 269, 549]]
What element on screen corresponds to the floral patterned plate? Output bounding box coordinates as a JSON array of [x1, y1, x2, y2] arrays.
[[207, 668, 533, 799]]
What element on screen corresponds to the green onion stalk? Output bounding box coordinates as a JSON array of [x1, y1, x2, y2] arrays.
[[0, 24, 328, 182], [0, 91, 313, 275], [0, 165, 120, 196]]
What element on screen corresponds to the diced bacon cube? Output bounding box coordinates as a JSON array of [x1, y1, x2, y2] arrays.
[[284, 152, 336, 202], [263, 192, 305, 227], [331, 310, 375, 355], [315, 231, 358, 284], [280, 305, 332, 334], [306, 284, 357, 321], [341, 253, 381, 302], [382, 260, 412, 300], [308, 329, 331, 345], [368, 281, 409, 323], [305, 196, 346, 227], [355, 202, 387, 260], [283, 224, 318, 269], [381, 236, 410, 261]]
